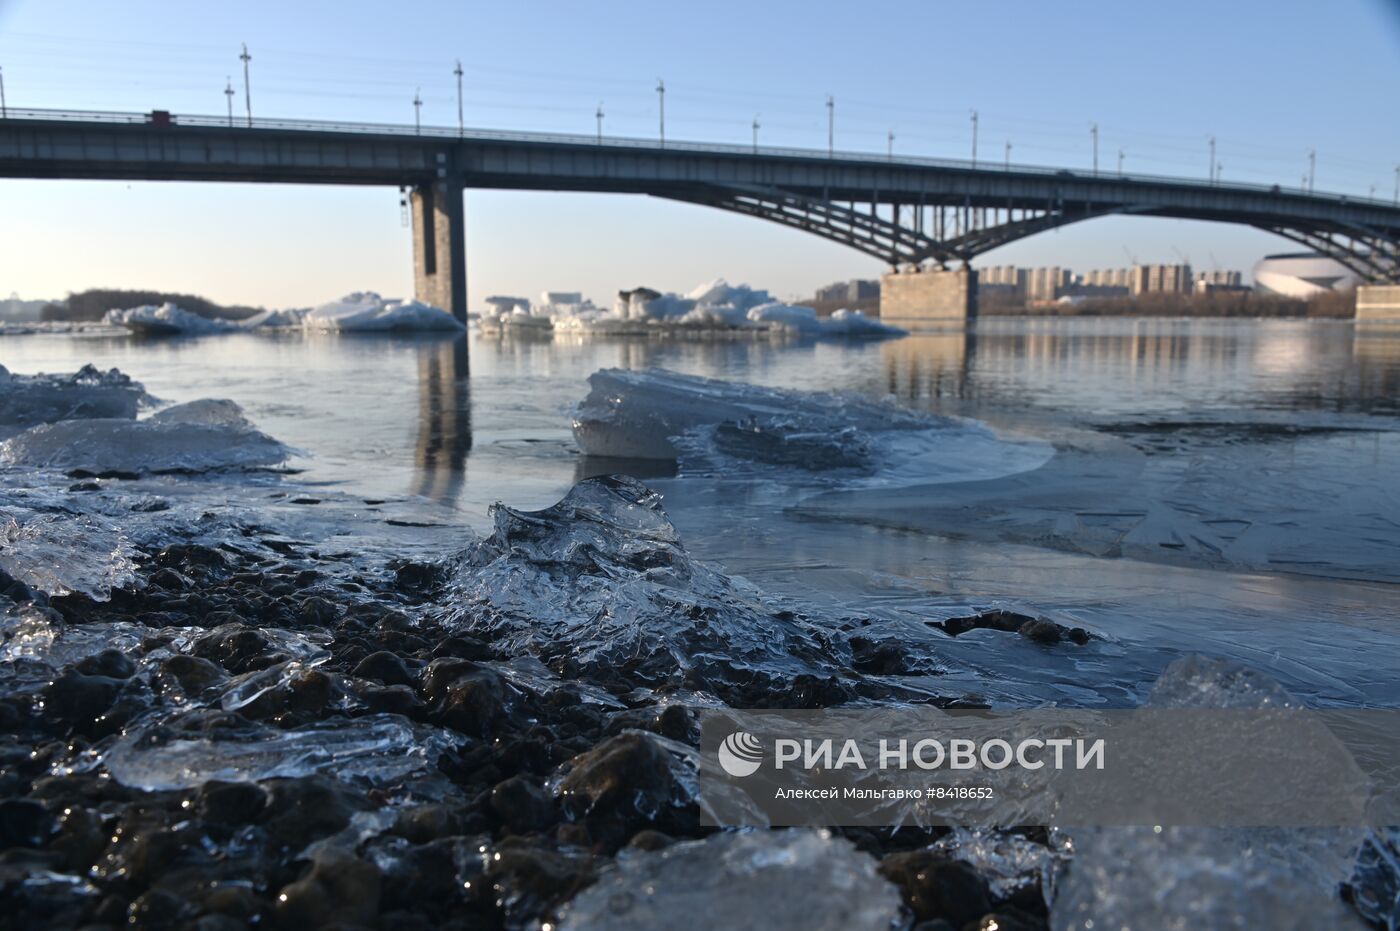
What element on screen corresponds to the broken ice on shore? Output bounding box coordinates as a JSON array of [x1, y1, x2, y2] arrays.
[[479, 279, 906, 339], [556, 830, 904, 931], [104, 303, 241, 336], [571, 367, 1052, 486]]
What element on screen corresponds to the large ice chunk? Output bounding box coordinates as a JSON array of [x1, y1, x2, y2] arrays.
[[1051, 656, 1369, 931], [571, 368, 933, 462], [0, 512, 138, 597], [0, 364, 148, 437], [101, 712, 460, 791], [445, 476, 856, 694], [0, 399, 288, 474], [302, 291, 464, 332], [555, 830, 903, 931], [104, 303, 239, 336]]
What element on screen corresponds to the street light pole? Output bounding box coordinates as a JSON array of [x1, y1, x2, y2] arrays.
[[413, 89, 422, 134], [224, 77, 234, 126], [1118, 148, 1125, 176], [239, 43, 252, 127], [970, 110, 978, 168], [596, 102, 603, 144], [454, 60, 464, 137], [656, 79, 665, 148], [1004, 140, 1011, 171], [0, 66, 7, 119], [1208, 136, 1215, 183], [826, 94, 834, 157], [752, 116, 759, 154], [1091, 123, 1098, 176], [1308, 150, 1316, 193], [1394, 164, 1399, 206], [888, 130, 894, 161]]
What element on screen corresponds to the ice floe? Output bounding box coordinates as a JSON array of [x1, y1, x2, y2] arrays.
[[0, 364, 150, 439], [0, 398, 288, 475], [571, 368, 1053, 486], [104, 303, 241, 336], [302, 292, 463, 333]]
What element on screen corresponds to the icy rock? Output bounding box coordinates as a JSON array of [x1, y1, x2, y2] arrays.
[[302, 292, 463, 332], [555, 829, 904, 931], [102, 712, 460, 791], [446, 476, 849, 693], [0, 399, 288, 474], [0, 364, 148, 437], [1344, 828, 1400, 930], [1051, 656, 1367, 931], [104, 303, 240, 336], [930, 828, 1062, 903], [0, 512, 138, 598]]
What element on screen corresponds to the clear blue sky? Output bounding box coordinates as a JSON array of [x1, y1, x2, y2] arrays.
[[2, 0, 1398, 308]]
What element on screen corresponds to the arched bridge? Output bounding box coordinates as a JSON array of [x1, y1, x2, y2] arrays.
[[4, 108, 1399, 320]]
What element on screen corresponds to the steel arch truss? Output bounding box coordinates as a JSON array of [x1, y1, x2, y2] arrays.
[[657, 184, 1119, 268], [1254, 223, 1400, 283]]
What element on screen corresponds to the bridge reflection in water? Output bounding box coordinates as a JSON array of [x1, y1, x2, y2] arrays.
[[411, 336, 472, 504]]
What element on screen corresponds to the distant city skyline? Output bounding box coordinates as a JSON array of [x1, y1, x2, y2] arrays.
[[1, 0, 1398, 309]]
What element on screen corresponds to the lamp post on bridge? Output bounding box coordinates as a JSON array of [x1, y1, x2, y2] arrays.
[[1090, 123, 1098, 176], [970, 110, 978, 168], [0, 66, 7, 120], [1209, 136, 1216, 184], [1005, 140, 1011, 171], [1308, 150, 1316, 194], [752, 116, 760, 154], [454, 60, 464, 137], [239, 43, 252, 127], [826, 94, 834, 157], [888, 130, 895, 161], [656, 78, 665, 148], [1394, 165, 1399, 206], [224, 77, 234, 126], [596, 102, 604, 144], [1118, 148, 1125, 176], [413, 89, 422, 135]]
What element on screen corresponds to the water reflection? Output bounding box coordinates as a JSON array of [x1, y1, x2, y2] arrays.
[[411, 335, 472, 504]]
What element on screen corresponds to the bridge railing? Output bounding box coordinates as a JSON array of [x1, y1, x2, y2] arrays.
[[4, 106, 1393, 208]]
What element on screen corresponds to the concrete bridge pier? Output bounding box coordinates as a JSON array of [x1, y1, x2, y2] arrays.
[[1357, 285, 1400, 329], [879, 267, 978, 327], [410, 179, 467, 323]]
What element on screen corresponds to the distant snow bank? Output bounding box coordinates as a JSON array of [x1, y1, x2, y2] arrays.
[[480, 280, 905, 339], [301, 292, 463, 333], [101, 293, 463, 336]]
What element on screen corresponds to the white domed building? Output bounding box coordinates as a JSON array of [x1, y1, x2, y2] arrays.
[[1252, 252, 1360, 298]]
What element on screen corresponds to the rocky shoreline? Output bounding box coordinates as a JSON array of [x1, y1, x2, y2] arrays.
[[0, 488, 1066, 931]]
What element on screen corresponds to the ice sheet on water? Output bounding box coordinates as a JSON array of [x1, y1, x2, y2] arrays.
[[572, 368, 1052, 487], [0, 603, 147, 666], [1345, 828, 1400, 930], [0, 363, 149, 438], [0, 511, 138, 597], [102, 712, 461, 791], [103, 303, 239, 336], [555, 829, 903, 931], [445, 476, 856, 691], [1051, 655, 1369, 931], [0, 399, 289, 474], [302, 292, 464, 332]]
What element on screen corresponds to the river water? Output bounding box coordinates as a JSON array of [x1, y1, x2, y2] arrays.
[[3, 317, 1399, 708]]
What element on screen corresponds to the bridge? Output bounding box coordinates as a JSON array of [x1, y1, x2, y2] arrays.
[[4, 107, 1400, 323]]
